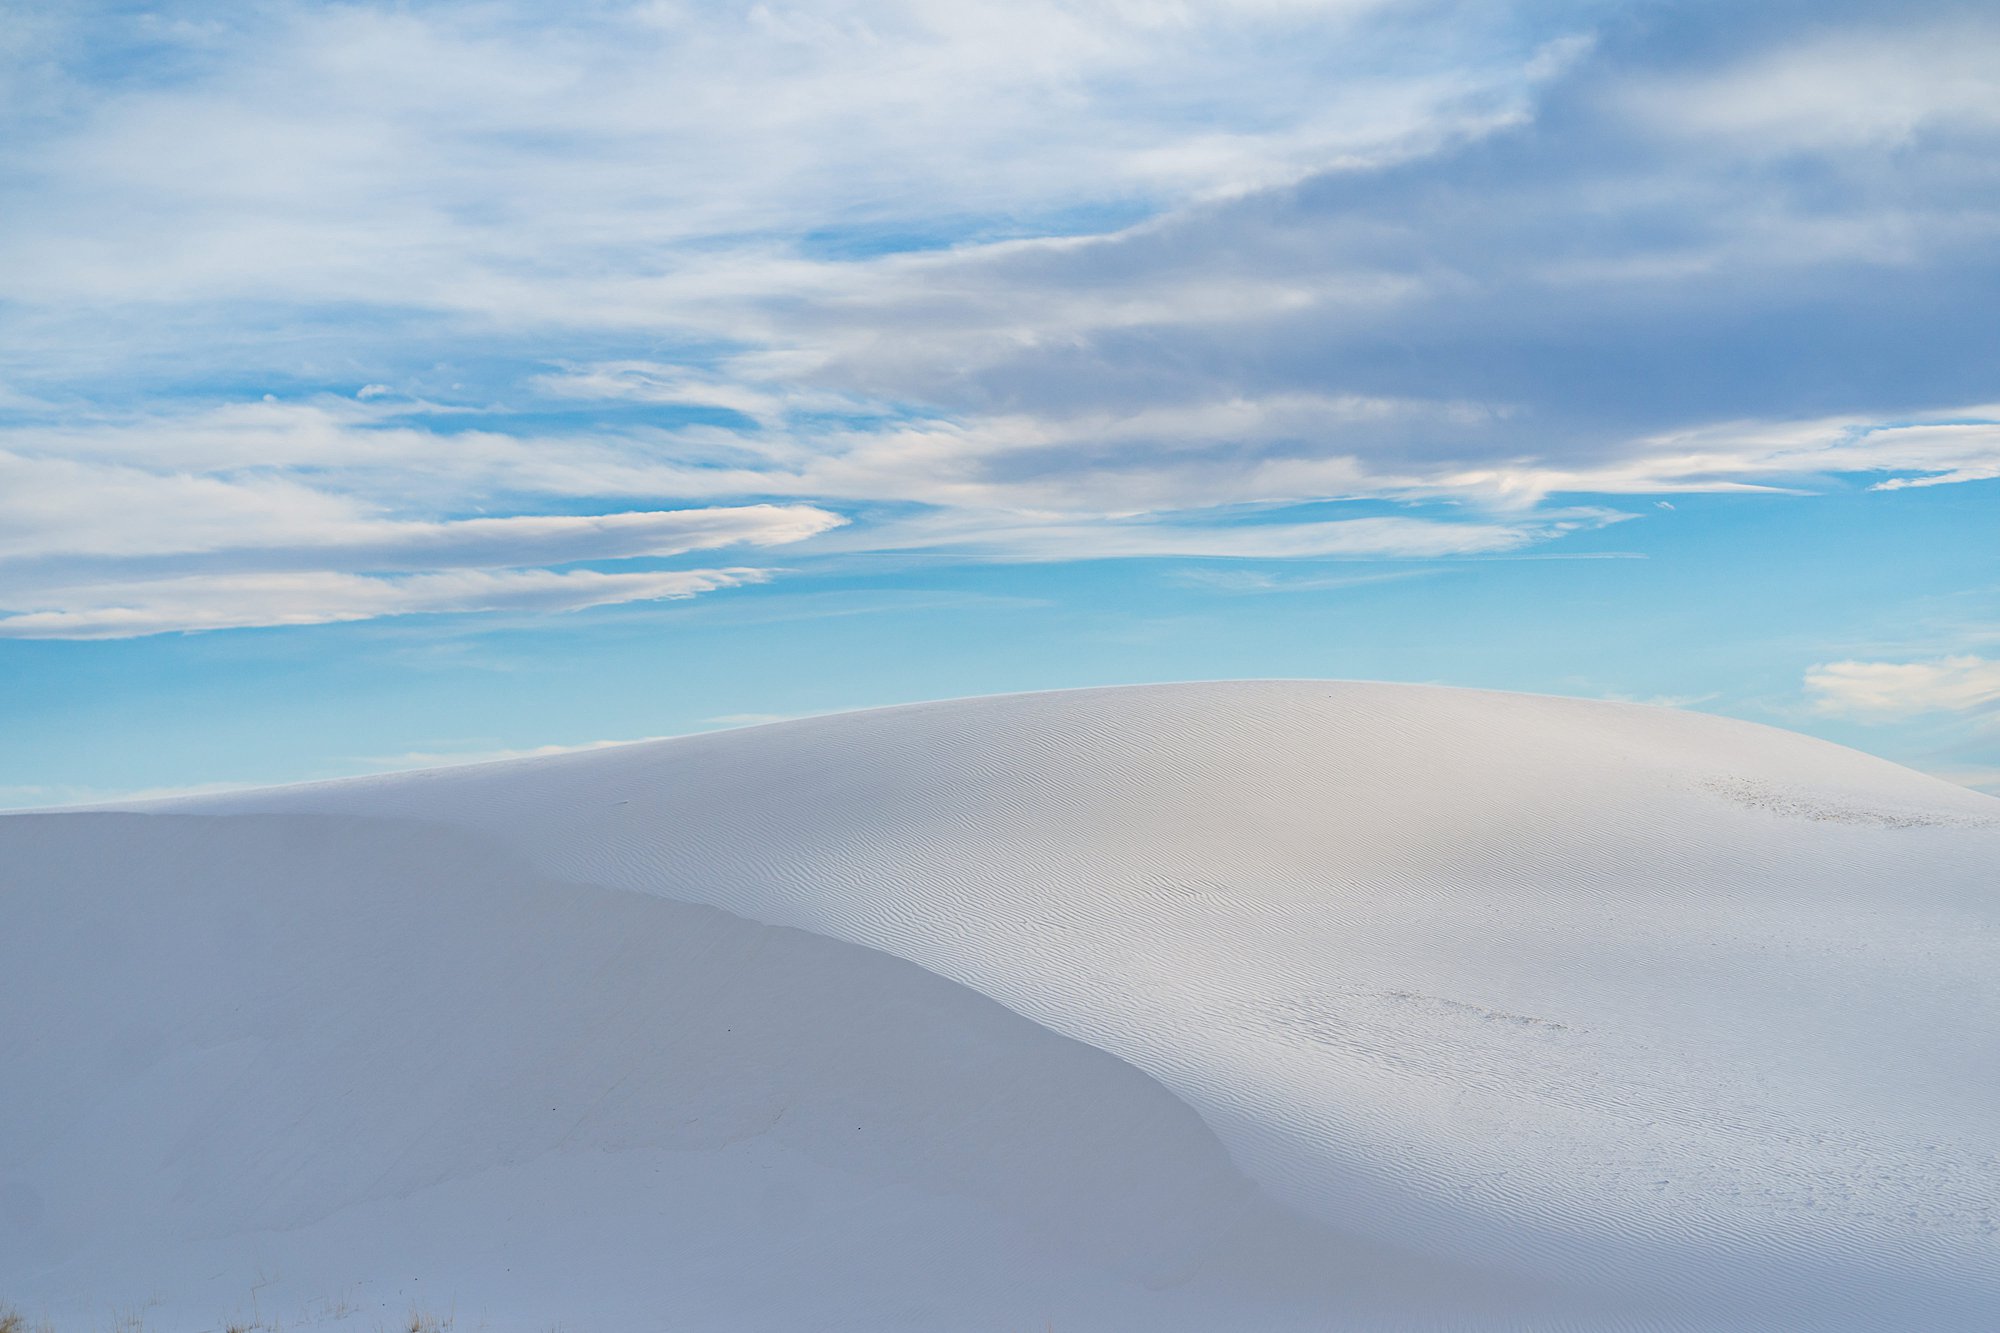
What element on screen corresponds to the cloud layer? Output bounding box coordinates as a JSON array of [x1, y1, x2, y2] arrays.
[[1807, 657, 2000, 718], [0, 567, 774, 640], [3, 1, 1998, 637]]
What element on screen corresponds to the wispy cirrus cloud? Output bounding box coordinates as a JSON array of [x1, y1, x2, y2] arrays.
[[1616, 17, 2000, 151], [3, 0, 1998, 644], [0, 566, 774, 640], [0, 389, 843, 635], [354, 735, 670, 771], [1806, 656, 2000, 719], [0, 493, 839, 574], [0, 0, 1571, 317], [1423, 409, 2000, 502], [1169, 566, 1446, 595], [852, 509, 1618, 561], [0, 447, 839, 566], [6, 380, 1995, 638]]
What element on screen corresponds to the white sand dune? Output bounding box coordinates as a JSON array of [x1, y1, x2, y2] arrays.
[[4, 681, 1997, 1331]]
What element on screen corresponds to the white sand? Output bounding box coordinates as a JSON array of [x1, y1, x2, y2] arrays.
[[4, 681, 1997, 1330]]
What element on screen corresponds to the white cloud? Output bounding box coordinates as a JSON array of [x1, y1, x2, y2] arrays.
[[1926, 765, 2000, 796], [4, 3, 1995, 642], [531, 364, 874, 426], [0, 0, 1571, 319], [0, 416, 841, 637], [529, 355, 2000, 516], [0, 457, 839, 565], [1169, 566, 1442, 594], [274, 504, 840, 571], [354, 736, 670, 770], [1806, 656, 2000, 718], [1622, 20, 2000, 151], [1430, 408, 2000, 502], [0, 447, 371, 559], [0, 566, 771, 639], [22, 380, 1993, 643], [6, 374, 1989, 642], [859, 510, 1612, 561], [0, 389, 845, 638], [1595, 691, 1718, 710]]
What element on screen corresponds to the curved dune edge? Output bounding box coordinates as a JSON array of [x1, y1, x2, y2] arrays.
[[8, 680, 2000, 1329], [1, 810, 1554, 1332]]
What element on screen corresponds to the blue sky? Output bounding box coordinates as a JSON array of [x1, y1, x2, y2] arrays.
[[2, 0, 1997, 804]]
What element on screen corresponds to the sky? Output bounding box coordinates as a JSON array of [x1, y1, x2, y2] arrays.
[[1, 0, 1997, 805]]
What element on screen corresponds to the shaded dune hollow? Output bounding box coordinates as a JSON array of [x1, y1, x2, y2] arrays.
[[4, 681, 1998, 1330]]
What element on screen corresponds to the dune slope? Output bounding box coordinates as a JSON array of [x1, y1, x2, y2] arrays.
[[5, 681, 1998, 1330]]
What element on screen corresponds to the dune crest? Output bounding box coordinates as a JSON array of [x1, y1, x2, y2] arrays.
[[7, 682, 1998, 1329]]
